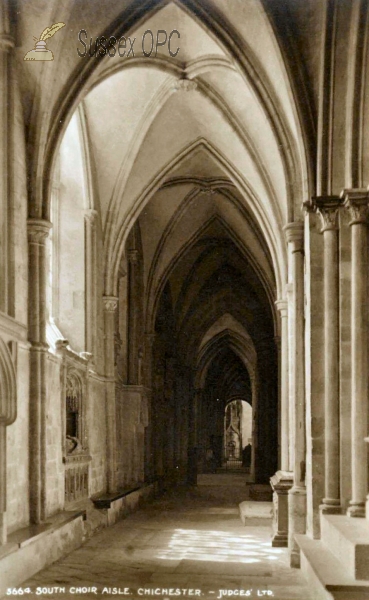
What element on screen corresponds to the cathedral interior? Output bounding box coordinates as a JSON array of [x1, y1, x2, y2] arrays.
[[1, 0, 369, 597]]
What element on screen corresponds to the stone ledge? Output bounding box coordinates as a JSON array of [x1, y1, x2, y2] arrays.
[[91, 484, 143, 509], [0, 511, 85, 599], [8, 509, 86, 548], [239, 500, 273, 524], [0, 483, 159, 598], [0, 509, 86, 562], [321, 513, 369, 581], [296, 533, 369, 600]]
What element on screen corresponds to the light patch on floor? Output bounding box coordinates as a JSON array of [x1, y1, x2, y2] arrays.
[[22, 486, 313, 600], [157, 529, 284, 563]]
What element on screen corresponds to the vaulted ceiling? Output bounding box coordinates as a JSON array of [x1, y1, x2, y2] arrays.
[[45, 0, 315, 375], [48, 0, 315, 312]]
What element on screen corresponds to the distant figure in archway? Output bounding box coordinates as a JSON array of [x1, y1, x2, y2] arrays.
[[242, 443, 252, 468]]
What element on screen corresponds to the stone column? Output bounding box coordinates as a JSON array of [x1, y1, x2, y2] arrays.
[[84, 209, 98, 359], [144, 332, 155, 482], [284, 222, 306, 567], [118, 267, 128, 383], [365, 437, 369, 520], [286, 282, 294, 472], [274, 334, 282, 469], [250, 374, 257, 482], [0, 4, 13, 314], [270, 299, 293, 547], [103, 295, 118, 493], [342, 189, 369, 517], [309, 196, 342, 513], [188, 388, 200, 485], [270, 471, 294, 547], [28, 218, 52, 523], [0, 421, 6, 545], [127, 250, 139, 385], [275, 300, 289, 471]]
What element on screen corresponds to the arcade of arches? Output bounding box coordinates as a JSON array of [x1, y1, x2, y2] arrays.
[[1, 0, 369, 595]]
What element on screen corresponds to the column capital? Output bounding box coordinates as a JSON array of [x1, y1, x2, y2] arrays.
[[305, 196, 343, 232], [127, 249, 140, 264], [341, 188, 369, 225], [84, 209, 98, 224], [27, 219, 52, 243], [102, 295, 118, 312], [283, 222, 304, 252], [275, 299, 288, 316]]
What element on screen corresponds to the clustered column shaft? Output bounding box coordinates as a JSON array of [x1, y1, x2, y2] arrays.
[[127, 250, 140, 385], [284, 222, 306, 567], [309, 196, 342, 513], [342, 189, 369, 517], [103, 295, 118, 493], [28, 219, 52, 523], [275, 300, 289, 472]]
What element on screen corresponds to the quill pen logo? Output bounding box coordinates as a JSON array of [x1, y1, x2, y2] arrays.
[[24, 22, 65, 61]]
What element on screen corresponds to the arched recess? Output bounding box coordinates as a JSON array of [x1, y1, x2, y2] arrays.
[[0, 338, 17, 427], [47, 104, 99, 354], [194, 328, 258, 480], [223, 398, 253, 470], [0, 337, 17, 544]]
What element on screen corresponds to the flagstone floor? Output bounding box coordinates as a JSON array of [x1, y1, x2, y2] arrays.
[[23, 480, 313, 600]]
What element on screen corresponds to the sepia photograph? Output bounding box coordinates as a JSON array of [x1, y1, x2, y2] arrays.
[[0, 0, 369, 598]]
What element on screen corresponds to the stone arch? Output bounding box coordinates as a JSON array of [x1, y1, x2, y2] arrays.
[[109, 138, 286, 301], [65, 369, 85, 449], [145, 208, 278, 343], [145, 197, 277, 326], [195, 328, 256, 390], [0, 338, 17, 426], [0, 337, 17, 544]]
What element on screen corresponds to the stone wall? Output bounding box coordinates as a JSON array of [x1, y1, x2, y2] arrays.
[[88, 376, 107, 495], [7, 344, 30, 532]]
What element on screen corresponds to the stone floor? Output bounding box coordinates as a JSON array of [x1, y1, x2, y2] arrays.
[[23, 479, 313, 600]]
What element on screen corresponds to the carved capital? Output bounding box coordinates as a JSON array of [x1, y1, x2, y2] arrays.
[[341, 189, 369, 226], [302, 198, 316, 214], [311, 196, 343, 232], [283, 222, 304, 252], [275, 299, 288, 318], [84, 209, 98, 225], [127, 249, 139, 264], [102, 295, 118, 312], [27, 219, 52, 244]]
